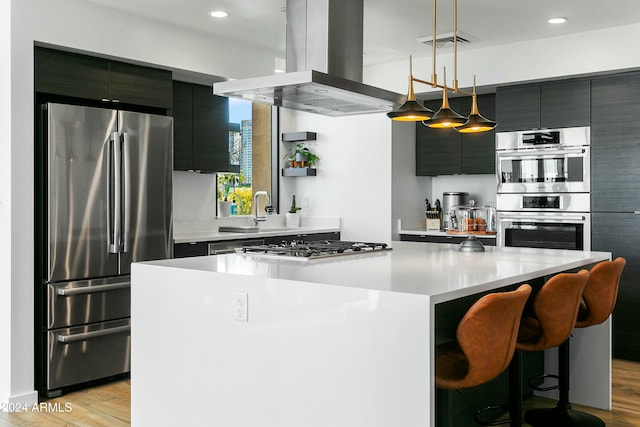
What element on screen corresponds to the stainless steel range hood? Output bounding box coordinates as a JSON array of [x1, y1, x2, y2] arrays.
[[213, 0, 404, 116]]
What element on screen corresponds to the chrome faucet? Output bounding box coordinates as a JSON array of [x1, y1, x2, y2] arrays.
[[253, 191, 271, 225]]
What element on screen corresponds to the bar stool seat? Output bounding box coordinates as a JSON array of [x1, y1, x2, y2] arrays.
[[435, 284, 532, 426], [524, 258, 625, 427]]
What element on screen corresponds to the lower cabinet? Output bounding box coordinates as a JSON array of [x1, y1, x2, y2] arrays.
[[400, 234, 496, 246], [264, 232, 340, 245], [173, 241, 208, 258], [591, 212, 640, 361]]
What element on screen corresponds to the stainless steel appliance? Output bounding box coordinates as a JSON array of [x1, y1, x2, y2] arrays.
[[238, 240, 391, 261], [496, 127, 590, 194], [36, 103, 173, 397], [496, 126, 591, 250], [213, 0, 403, 116], [442, 192, 469, 230], [497, 194, 590, 250]]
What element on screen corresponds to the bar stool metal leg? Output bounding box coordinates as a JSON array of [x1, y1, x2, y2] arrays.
[[524, 340, 605, 427]]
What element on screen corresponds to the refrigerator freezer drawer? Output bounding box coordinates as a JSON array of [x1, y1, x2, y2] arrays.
[[46, 318, 131, 391], [47, 277, 130, 329]]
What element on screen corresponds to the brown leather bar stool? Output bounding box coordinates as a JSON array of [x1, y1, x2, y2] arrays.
[[524, 258, 626, 427], [507, 270, 590, 427], [435, 284, 532, 427]]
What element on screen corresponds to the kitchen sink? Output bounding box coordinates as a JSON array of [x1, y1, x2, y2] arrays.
[[218, 225, 259, 233]]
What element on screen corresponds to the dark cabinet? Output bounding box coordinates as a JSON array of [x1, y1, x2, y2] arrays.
[[264, 232, 340, 245], [416, 95, 495, 176], [495, 79, 590, 131], [172, 81, 230, 172], [591, 73, 640, 212], [591, 213, 640, 361], [34, 47, 171, 109], [174, 242, 208, 258], [400, 234, 496, 246], [590, 71, 640, 361]]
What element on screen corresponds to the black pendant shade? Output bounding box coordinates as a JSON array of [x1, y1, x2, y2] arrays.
[[387, 99, 434, 121], [453, 92, 497, 133], [424, 88, 466, 128]]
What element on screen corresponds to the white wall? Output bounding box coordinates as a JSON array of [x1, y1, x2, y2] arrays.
[[365, 23, 640, 94], [279, 110, 393, 244]]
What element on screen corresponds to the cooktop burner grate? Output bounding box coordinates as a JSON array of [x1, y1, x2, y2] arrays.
[[238, 240, 391, 259]]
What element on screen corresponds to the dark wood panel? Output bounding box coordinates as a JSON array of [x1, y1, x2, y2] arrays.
[[591, 73, 640, 212], [109, 61, 172, 109], [35, 47, 109, 100], [400, 234, 496, 246], [173, 242, 208, 258], [495, 85, 540, 131], [191, 85, 230, 172], [172, 81, 194, 171], [591, 212, 640, 361], [541, 79, 591, 128], [459, 94, 496, 174], [415, 99, 461, 176]]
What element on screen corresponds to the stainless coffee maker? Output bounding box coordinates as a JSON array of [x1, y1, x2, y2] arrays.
[[442, 192, 469, 230]]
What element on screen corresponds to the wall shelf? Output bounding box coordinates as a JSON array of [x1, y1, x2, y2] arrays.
[[282, 168, 317, 177], [282, 131, 317, 142]]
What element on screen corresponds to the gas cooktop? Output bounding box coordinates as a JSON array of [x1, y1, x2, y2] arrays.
[[237, 240, 391, 260]]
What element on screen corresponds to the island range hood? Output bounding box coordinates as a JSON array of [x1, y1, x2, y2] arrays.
[[213, 0, 404, 117]]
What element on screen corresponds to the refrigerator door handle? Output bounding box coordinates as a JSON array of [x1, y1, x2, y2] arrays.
[[109, 131, 122, 253], [106, 135, 113, 252], [122, 132, 131, 253]]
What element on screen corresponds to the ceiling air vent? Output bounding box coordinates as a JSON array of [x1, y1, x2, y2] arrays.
[[416, 32, 473, 49]]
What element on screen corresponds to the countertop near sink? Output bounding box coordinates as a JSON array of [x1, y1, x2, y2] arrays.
[[174, 216, 341, 243]]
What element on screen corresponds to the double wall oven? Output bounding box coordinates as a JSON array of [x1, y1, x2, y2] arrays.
[[496, 127, 591, 250]]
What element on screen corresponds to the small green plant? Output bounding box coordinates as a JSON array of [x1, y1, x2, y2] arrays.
[[294, 144, 319, 167], [288, 194, 301, 213]]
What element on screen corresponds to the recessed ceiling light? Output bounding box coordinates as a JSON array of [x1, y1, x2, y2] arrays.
[[210, 10, 229, 18], [548, 17, 567, 24]]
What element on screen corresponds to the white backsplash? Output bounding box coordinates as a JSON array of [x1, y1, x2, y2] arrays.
[[173, 171, 217, 221], [431, 174, 497, 208]]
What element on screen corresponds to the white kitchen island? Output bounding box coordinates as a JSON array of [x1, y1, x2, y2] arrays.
[[131, 242, 611, 427]]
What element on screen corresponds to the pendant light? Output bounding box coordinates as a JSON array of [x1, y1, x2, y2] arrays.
[[387, 56, 434, 121], [424, 67, 466, 128], [386, 0, 497, 133], [454, 76, 497, 133]]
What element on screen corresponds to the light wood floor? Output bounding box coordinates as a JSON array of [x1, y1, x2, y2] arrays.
[[1, 359, 639, 426]]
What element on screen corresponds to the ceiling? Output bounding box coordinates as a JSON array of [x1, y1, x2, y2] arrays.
[[86, 0, 640, 68]]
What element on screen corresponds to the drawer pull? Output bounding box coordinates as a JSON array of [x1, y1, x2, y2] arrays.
[[57, 282, 130, 296], [57, 325, 130, 343], [634, 211, 640, 215]]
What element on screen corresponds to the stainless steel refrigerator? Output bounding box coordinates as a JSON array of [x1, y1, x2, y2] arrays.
[[36, 102, 173, 397]]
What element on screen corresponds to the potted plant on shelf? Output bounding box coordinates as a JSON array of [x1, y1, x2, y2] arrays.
[[286, 194, 301, 228], [282, 149, 296, 168], [216, 173, 245, 217], [294, 143, 319, 168]]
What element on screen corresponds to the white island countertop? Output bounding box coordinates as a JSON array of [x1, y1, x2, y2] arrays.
[[131, 242, 611, 427], [151, 242, 609, 303]]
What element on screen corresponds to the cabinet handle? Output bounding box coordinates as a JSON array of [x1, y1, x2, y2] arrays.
[[634, 211, 640, 215]]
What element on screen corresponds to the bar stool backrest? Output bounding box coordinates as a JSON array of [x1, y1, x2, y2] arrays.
[[575, 257, 626, 328]]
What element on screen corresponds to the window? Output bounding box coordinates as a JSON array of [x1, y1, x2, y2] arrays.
[[216, 100, 274, 217]]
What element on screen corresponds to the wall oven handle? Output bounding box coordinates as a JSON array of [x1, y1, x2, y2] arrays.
[[56, 281, 131, 296], [499, 215, 586, 222], [57, 325, 130, 343], [498, 148, 586, 157]]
